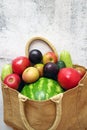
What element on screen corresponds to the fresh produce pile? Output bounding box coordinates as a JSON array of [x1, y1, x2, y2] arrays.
[[1, 49, 86, 101]]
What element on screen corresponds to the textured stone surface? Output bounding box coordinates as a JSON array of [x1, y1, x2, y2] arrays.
[[0, 0, 87, 129]]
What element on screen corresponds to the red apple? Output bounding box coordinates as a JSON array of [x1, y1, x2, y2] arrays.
[[12, 56, 30, 75], [22, 67, 39, 83], [42, 52, 58, 64], [3, 73, 21, 89], [57, 68, 81, 90]]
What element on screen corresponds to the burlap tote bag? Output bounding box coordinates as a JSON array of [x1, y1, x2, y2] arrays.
[[1, 37, 87, 130]]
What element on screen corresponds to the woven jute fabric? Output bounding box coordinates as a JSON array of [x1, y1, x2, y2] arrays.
[[1, 71, 87, 130]]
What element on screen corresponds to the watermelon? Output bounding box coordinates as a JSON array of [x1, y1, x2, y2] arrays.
[[21, 77, 64, 101]]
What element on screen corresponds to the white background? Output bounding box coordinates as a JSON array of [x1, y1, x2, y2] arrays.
[[0, 0, 87, 130]]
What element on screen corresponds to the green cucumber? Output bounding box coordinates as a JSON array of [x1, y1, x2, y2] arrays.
[[60, 50, 73, 67]]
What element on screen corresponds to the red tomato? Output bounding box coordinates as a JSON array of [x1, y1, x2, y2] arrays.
[[57, 68, 81, 90], [12, 56, 30, 75]]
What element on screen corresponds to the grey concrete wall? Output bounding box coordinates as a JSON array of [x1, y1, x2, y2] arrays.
[[0, 0, 87, 129]]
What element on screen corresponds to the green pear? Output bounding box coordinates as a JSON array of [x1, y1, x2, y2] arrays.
[[1, 64, 13, 81], [34, 63, 44, 77], [60, 50, 73, 67]]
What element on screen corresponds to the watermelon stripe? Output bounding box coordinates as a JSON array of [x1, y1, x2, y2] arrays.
[[46, 93, 49, 99], [28, 84, 34, 99], [21, 77, 64, 101]]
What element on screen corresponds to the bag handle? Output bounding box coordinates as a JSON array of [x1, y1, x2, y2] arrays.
[[25, 36, 58, 59], [18, 93, 63, 130]]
